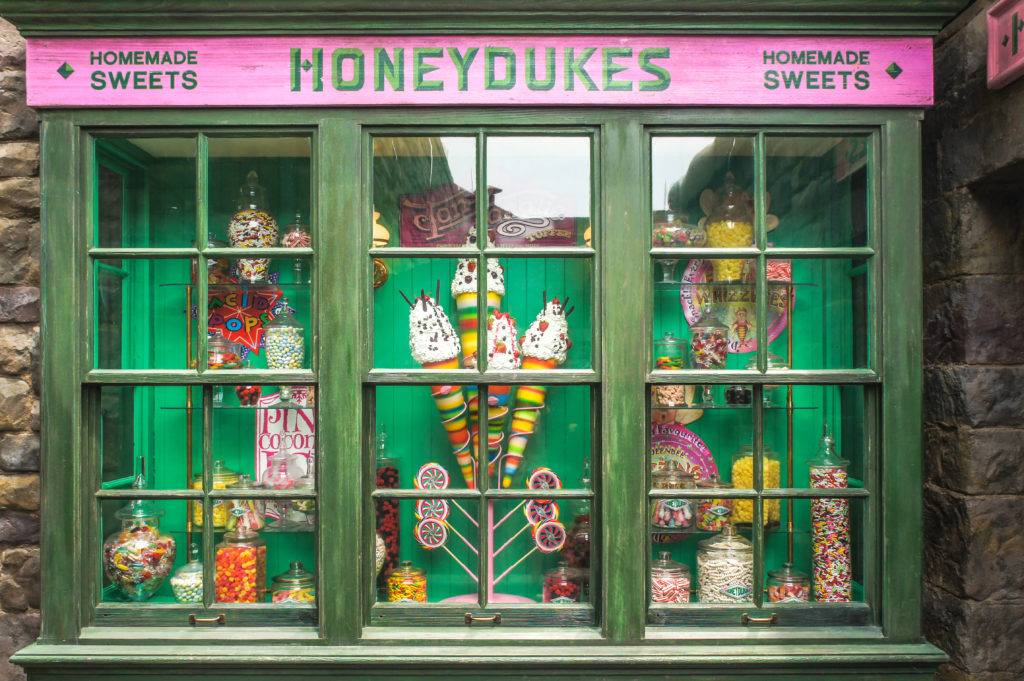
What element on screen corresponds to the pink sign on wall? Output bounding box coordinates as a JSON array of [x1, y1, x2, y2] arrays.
[[988, 0, 1024, 88], [26, 36, 933, 108]]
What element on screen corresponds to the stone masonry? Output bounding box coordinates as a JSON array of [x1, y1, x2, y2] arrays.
[[0, 15, 39, 681], [922, 2, 1024, 680]]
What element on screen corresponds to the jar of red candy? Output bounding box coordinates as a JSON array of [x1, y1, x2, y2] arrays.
[[651, 460, 695, 531], [208, 331, 242, 370], [261, 448, 302, 530], [214, 520, 266, 603], [650, 551, 691, 603], [375, 425, 400, 588], [696, 476, 733, 532], [543, 561, 583, 604], [690, 300, 728, 406], [767, 562, 811, 603], [102, 480, 176, 602], [235, 360, 262, 406]]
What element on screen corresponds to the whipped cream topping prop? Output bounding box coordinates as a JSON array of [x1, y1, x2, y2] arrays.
[[404, 285, 476, 488], [502, 293, 573, 488], [480, 312, 521, 476]]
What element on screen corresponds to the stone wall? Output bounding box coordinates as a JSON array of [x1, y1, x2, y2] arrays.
[[922, 2, 1024, 680]]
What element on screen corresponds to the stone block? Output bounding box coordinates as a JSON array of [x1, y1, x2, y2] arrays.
[[0, 613, 39, 681], [922, 186, 1024, 280], [0, 325, 36, 375], [0, 434, 37, 473], [0, 71, 37, 141], [925, 425, 1024, 496], [0, 513, 38, 544], [0, 18, 26, 71], [0, 547, 40, 612], [0, 177, 38, 219], [0, 475, 37, 512], [924, 275, 1024, 365], [923, 280, 966, 364], [0, 142, 37, 178], [0, 377, 29, 430], [924, 586, 1024, 674], [0, 288, 37, 323], [924, 366, 1024, 428], [938, 83, 1024, 191], [0, 218, 38, 285]]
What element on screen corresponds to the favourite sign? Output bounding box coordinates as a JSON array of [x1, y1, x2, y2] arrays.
[[27, 36, 932, 107]]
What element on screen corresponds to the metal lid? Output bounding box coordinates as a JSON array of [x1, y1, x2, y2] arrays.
[[767, 562, 809, 585], [698, 524, 752, 552], [272, 561, 315, 588]]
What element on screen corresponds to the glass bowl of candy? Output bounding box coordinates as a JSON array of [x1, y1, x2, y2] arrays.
[[652, 211, 705, 283], [103, 495, 177, 602]]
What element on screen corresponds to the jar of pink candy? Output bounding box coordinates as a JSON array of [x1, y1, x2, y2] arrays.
[[651, 460, 696, 531], [689, 299, 728, 405], [650, 551, 690, 603]]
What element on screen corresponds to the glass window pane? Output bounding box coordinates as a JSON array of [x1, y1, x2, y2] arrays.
[[372, 136, 477, 248], [487, 136, 591, 248], [101, 499, 191, 603]]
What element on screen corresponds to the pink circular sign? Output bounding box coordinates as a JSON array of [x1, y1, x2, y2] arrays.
[[650, 423, 717, 483]]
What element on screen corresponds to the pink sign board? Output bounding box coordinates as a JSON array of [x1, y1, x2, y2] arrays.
[[988, 0, 1024, 88], [27, 36, 932, 108]]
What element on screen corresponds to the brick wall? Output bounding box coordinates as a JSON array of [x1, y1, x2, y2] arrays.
[[922, 2, 1024, 680], [0, 16, 40, 681]]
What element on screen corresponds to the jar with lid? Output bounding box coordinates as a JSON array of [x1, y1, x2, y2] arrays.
[[170, 543, 203, 604], [214, 519, 266, 603], [192, 459, 240, 529], [653, 331, 689, 408], [696, 524, 753, 603], [290, 454, 316, 527], [808, 424, 852, 602], [226, 473, 265, 531], [650, 551, 691, 603], [730, 444, 781, 526], [102, 476, 177, 601], [208, 331, 243, 404], [261, 444, 305, 530], [264, 298, 306, 405], [744, 351, 789, 405], [271, 561, 316, 604], [652, 211, 706, 283], [227, 170, 278, 283], [689, 299, 729, 406], [705, 172, 754, 283], [767, 562, 811, 603], [386, 561, 427, 603], [543, 561, 583, 603], [191, 235, 231, 284], [695, 475, 733, 531], [375, 424, 400, 587], [235, 359, 262, 406], [280, 210, 312, 284], [651, 460, 696, 530]]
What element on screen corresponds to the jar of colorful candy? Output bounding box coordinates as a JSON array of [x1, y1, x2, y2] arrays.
[[261, 448, 303, 530], [690, 300, 729, 406], [226, 474, 266, 531], [102, 481, 177, 602], [271, 561, 316, 604], [696, 524, 753, 603], [227, 170, 278, 283], [705, 172, 754, 283], [170, 543, 203, 604], [208, 331, 242, 370], [767, 562, 811, 603], [695, 476, 733, 531], [730, 444, 780, 526], [281, 211, 312, 284], [264, 298, 306, 405], [653, 331, 689, 407], [651, 460, 696, 530], [192, 459, 240, 529], [543, 561, 583, 604], [386, 561, 427, 603], [214, 520, 266, 603], [650, 551, 691, 603], [808, 425, 852, 602]]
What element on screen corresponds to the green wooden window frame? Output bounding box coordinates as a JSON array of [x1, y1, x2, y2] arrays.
[[38, 107, 924, 651]]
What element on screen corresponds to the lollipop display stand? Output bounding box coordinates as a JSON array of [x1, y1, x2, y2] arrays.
[[412, 463, 567, 603]]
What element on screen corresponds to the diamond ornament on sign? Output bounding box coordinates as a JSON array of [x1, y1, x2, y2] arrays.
[[57, 62, 74, 79], [886, 62, 904, 79]]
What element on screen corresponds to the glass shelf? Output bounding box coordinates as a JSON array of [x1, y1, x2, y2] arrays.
[[650, 403, 818, 411], [650, 525, 802, 536], [654, 279, 818, 291], [161, 405, 313, 411], [159, 282, 310, 289]]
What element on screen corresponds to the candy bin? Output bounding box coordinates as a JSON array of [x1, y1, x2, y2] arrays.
[[261, 445, 304, 531], [215, 518, 267, 603], [102, 477, 177, 602], [745, 352, 789, 406], [689, 299, 728, 406], [170, 543, 203, 604], [696, 476, 733, 531], [227, 170, 278, 283], [651, 460, 695, 531], [386, 561, 427, 603], [375, 425, 400, 590], [705, 172, 754, 283], [696, 524, 753, 603], [730, 444, 780, 526], [652, 211, 704, 283], [280, 210, 312, 284], [271, 561, 316, 604], [226, 474, 265, 531], [543, 561, 583, 604], [264, 298, 306, 405], [290, 454, 316, 527], [767, 562, 811, 603], [652, 332, 689, 408], [650, 551, 691, 603], [809, 425, 852, 602], [192, 459, 240, 530]]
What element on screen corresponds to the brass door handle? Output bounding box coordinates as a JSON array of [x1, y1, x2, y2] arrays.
[[189, 613, 226, 626], [742, 612, 778, 625], [465, 612, 501, 626]]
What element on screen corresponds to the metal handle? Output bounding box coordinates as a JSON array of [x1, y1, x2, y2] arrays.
[[464, 612, 501, 626], [189, 613, 226, 626], [742, 612, 778, 626]]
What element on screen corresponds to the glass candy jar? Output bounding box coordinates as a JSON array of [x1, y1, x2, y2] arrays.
[[102, 480, 177, 602], [730, 444, 781, 526], [208, 331, 242, 404], [695, 476, 733, 531], [652, 332, 689, 408], [543, 561, 583, 604], [650, 551, 691, 603], [651, 460, 696, 530], [696, 524, 753, 603], [280, 210, 312, 284], [271, 561, 316, 604], [170, 543, 203, 604], [705, 172, 754, 283], [387, 561, 427, 603], [290, 455, 316, 527], [215, 522, 266, 603], [264, 298, 306, 404], [192, 459, 240, 530], [652, 211, 705, 283], [226, 474, 266, 531], [808, 425, 852, 602], [767, 562, 811, 603], [745, 351, 789, 405], [227, 170, 278, 283], [261, 448, 304, 530], [690, 300, 728, 406], [375, 425, 400, 587]]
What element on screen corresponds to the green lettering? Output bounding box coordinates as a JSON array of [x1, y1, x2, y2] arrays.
[[332, 48, 365, 91], [374, 48, 404, 91], [485, 47, 515, 90], [564, 47, 597, 91], [525, 47, 556, 90], [413, 47, 444, 91], [148, 71, 163, 89], [182, 70, 197, 89], [781, 71, 804, 88], [447, 47, 478, 91], [145, 51, 160, 65], [602, 47, 632, 91], [132, 71, 146, 89], [90, 71, 106, 90], [638, 47, 671, 91], [109, 71, 130, 88], [854, 71, 870, 90], [764, 70, 779, 90]]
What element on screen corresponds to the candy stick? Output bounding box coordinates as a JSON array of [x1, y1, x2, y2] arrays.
[[450, 500, 480, 527], [492, 500, 527, 530], [493, 522, 532, 557], [493, 546, 538, 586], [441, 544, 480, 583], [441, 519, 479, 555]]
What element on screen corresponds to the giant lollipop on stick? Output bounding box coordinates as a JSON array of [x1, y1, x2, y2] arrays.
[[502, 294, 572, 488], [405, 286, 476, 488]]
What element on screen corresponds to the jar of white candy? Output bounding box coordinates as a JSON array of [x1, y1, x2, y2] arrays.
[[696, 524, 753, 603], [264, 298, 306, 404], [170, 543, 203, 604]]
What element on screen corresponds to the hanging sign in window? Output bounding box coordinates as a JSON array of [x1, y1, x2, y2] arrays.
[[26, 36, 932, 107]]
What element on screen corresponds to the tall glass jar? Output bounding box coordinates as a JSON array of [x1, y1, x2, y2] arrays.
[[689, 300, 728, 406], [386, 561, 427, 603], [808, 425, 852, 602], [705, 172, 754, 283], [261, 448, 303, 530], [264, 298, 306, 405], [208, 331, 243, 404], [767, 562, 811, 603], [227, 170, 278, 283], [192, 459, 240, 530], [543, 561, 583, 603], [651, 460, 696, 530], [280, 210, 312, 284], [730, 444, 781, 526], [271, 561, 316, 604], [650, 551, 691, 603], [696, 525, 753, 603], [375, 425, 400, 589], [290, 454, 316, 527], [653, 331, 689, 408], [226, 473, 265, 531], [102, 484, 177, 602], [745, 351, 789, 405], [214, 521, 266, 603]]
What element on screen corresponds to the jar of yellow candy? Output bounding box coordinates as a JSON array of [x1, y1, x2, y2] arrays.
[[730, 444, 780, 526], [706, 172, 754, 283], [192, 460, 240, 529], [386, 560, 427, 603]]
